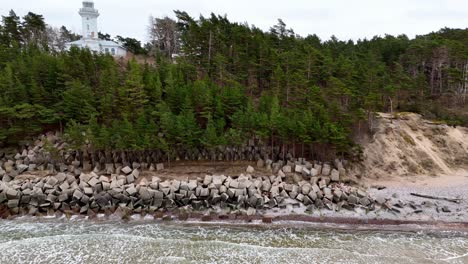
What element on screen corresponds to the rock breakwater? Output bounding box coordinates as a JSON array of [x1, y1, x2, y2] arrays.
[[0, 160, 395, 219]]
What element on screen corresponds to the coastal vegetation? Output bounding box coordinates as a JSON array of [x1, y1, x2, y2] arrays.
[[0, 10, 467, 160]]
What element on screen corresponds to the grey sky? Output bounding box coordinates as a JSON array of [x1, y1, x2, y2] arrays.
[[2, 0, 467, 42]]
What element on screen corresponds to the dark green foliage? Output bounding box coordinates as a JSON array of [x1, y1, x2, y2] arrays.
[[0, 10, 467, 160]]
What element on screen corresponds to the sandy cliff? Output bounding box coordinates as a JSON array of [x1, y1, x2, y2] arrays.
[[355, 112, 468, 179]]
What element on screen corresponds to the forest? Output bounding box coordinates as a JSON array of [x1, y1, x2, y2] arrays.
[[0, 10, 467, 160]]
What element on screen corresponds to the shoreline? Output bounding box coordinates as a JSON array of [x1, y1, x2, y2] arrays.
[[3, 210, 468, 234]]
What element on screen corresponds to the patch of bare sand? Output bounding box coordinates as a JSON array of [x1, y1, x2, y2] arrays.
[[354, 112, 468, 180], [365, 169, 468, 188]]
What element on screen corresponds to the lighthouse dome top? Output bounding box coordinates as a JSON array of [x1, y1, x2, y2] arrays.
[[83, 0, 94, 6], [80, 1, 99, 17]]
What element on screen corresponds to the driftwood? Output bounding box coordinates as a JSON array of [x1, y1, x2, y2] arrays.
[[410, 193, 462, 203]]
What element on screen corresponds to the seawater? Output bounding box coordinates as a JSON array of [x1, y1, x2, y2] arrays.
[[0, 218, 467, 264]]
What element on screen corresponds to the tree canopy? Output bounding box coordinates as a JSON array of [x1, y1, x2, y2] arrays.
[[0, 10, 467, 160]]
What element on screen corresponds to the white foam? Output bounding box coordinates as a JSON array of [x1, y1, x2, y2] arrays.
[[0, 218, 466, 264]]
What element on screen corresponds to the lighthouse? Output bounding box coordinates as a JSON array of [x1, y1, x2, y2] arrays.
[[65, 1, 127, 57], [79, 1, 99, 39]]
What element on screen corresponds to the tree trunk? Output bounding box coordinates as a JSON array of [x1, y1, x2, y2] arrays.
[[208, 30, 212, 66]]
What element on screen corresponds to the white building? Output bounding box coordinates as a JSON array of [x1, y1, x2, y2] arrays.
[[65, 1, 127, 57]]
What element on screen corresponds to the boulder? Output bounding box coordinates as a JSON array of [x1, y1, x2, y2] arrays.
[[212, 176, 224, 188], [256, 159, 264, 168], [277, 170, 285, 178], [6, 188, 18, 199], [308, 190, 317, 201], [153, 190, 164, 199], [292, 174, 303, 184], [83, 187, 93, 195], [17, 164, 29, 174], [7, 199, 19, 208], [88, 177, 99, 187], [310, 168, 319, 177], [187, 180, 198, 191], [282, 165, 292, 173], [357, 189, 367, 198], [121, 166, 132, 175], [139, 187, 152, 200], [126, 174, 135, 184], [323, 188, 333, 200], [246, 165, 255, 174], [132, 162, 141, 170], [301, 184, 311, 195], [131, 169, 140, 178], [126, 186, 137, 196], [321, 164, 331, 176], [359, 197, 371, 206], [200, 188, 209, 197], [347, 194, 358, 204], [156, 163, 164, 171], [330, 169, 340, 182], [375, 196, 386, 205], [72, 189, 84, 200], [203, 175, 213, 185], [261, 180, 272, 192], [246, 207, 256, 216], [294, 165, 303, 173], [58, 193, 68, 202], [0, 193, 6, 203], [95, 193, 111, 207]]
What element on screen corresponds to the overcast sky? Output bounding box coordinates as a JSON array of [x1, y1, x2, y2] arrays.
[[2, 0, 467, 42]]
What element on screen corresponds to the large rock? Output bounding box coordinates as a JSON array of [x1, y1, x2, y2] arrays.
[[360, 197, 371, 206], [246, 207, 256, 216], [131, 169, 140, 178], [261, 180, 272, 192], [121, 166, 132, 175], [156, 163, 164, 171], [256, 159, 264, 168], [6, 188, 18, 199], [310, 168, 319, 177], [73, 189, 84, 200], [200, 188, 209, 197], [348, 194, 358, 204], [154, 190, 164, 199], [308, 190, 317, 201], [126, 174, 135, 184], [246, 165, 255, 174], [88, 177, 100, 187], [0, 193, 7, 203], [7, 199, 19, 208], [277, 170, 285, 178], [95, 193, 111, 207], [17, 164, 29, 174], [294, 165, 303, 173], [321, 164, 331, 176], [187, 180, 198, 191], [330, 169, 340, 182], [139, 187, 152, 200], [212, 176, 224, 188], [126, 186, 137, 196], [203, 175, 213, 185], [83, 187, 93, 195]]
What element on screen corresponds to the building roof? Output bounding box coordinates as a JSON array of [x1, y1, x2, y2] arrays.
[[65, 39, 126, 50]]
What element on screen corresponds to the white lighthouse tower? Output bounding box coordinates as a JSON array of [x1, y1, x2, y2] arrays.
[[65, 1, 127, 57], [80, 1, 99, 39]]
